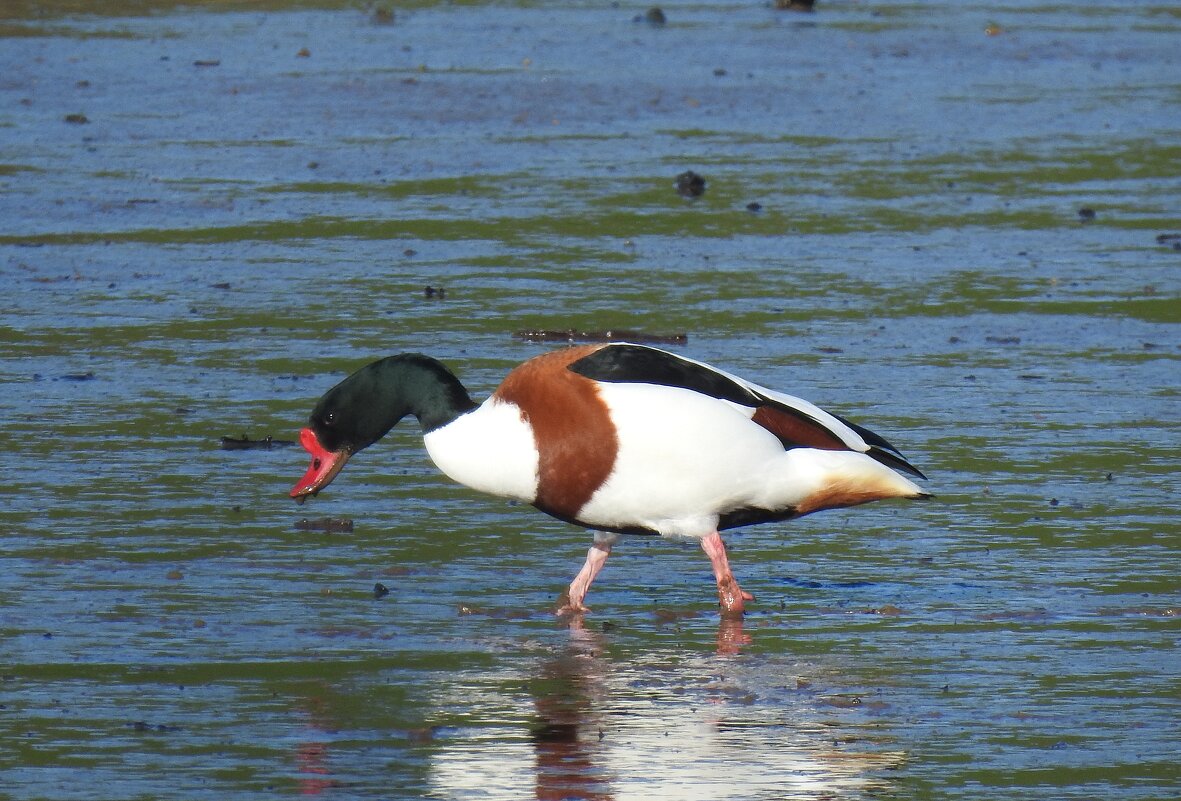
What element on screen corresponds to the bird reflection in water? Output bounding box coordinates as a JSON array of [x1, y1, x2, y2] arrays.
[[429, 610, 906, 799], [530, 623, 613, 800], [527, 613, 751, 799]]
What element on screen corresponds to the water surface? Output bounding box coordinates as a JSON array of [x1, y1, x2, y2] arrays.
[[1, 1, 1178, 798]]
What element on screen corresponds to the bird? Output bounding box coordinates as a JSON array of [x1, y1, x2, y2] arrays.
[[290, 343, 929, 616]]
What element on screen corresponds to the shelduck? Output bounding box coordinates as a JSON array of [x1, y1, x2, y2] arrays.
[[291, 343, 929, 616]]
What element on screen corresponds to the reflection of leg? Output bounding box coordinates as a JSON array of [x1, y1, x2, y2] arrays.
[[700, 530, 754, 617], [715, 616, 751, 656], [556, 533, 617, 615]]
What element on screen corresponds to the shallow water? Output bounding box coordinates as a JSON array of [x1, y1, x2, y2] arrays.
[[1, 1, 1179, 799]]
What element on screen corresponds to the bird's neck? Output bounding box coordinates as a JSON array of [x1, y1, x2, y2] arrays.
[[376, 354, 478, 433]]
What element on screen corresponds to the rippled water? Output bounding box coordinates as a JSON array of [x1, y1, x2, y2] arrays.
[[2, 1, 1178, 799]]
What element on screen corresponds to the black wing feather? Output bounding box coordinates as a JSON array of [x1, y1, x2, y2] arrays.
[[569, 343, 761, 406], [570, 343, 927, 480]]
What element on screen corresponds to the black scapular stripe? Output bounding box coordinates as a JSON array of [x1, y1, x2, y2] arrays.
[[568, 344, 761, 406]]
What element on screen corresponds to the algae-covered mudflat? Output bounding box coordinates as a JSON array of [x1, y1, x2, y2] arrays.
[[1, 2, 1177, 798]]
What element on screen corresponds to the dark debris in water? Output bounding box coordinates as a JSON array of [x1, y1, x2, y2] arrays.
[[637, 7, 666, 25], [675, 170, 706, 198], [775, 0, 815, 10], [219, 435, 296, 450], [128, 720, 182, 733], [294, 517, 354, 533], [514, 329, 687, 345]]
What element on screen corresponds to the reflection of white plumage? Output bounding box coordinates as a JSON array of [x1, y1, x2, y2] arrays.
[[428, 631, 905, 800], [292, 343, 928, 616]]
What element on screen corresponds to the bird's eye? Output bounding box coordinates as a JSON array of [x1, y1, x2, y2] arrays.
[[324, 412, 337, 426]]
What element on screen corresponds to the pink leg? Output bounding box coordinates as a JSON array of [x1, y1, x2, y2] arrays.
[[555, 540, 612, 615], [700, 530, 754, 618]]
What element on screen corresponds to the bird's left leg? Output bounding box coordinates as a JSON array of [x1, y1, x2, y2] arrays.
[[700, 530, 754, 617], [556, 532, 619, 615]]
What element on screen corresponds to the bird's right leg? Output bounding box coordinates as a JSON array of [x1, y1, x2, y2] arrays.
[[555, 532, 618, 615]]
